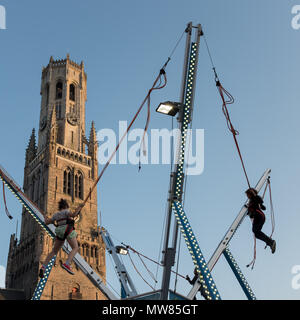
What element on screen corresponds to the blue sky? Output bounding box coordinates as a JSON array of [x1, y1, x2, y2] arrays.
[[0, 0, 300, 300]]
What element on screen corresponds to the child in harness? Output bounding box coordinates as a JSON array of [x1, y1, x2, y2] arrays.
[[39, 199, 83, 277], [246, 188, 276, 253]]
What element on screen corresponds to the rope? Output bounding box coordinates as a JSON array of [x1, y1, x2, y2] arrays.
[[2, 181, 13, 219], [139, 71, 167, 170], [79, 65, 169, 213], [204, 31, 267, 269], [78, 25, 188, 212], [126, 245, 186, 280], [136, 251, 158, 284], [203, 30, 251, 189], [127, 251, 155, 291], [268, 179, 275, 239], [246, 232, 257, 270], [264, 178, 275, 249], [217, 83, 251, 188]]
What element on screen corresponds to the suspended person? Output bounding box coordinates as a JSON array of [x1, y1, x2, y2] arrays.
[[246, 188, 276, 253], [39, 199, 83, 277], [186, 268, 207, 300]]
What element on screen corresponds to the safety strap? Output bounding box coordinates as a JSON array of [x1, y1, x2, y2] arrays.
[[264, 178, 275, 249], [139, 70, 167, 170], [57, 224, 74, 241], [247, 232, 257, 270], [2, 182, 13, 220], [268, 179, 275, 239]]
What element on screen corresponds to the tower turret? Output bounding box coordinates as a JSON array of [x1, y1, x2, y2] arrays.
[[88, 121, 98, 179], [25, 129, 37, 166]]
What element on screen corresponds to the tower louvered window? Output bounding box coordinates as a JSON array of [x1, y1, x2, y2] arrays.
[[69, 84, 75, 101], [63, 169, 71, 196], [56, 81, 63, 100], [74, 171, 83, 199]]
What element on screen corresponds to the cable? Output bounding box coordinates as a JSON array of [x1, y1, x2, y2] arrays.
[[127, 251, 155, 291], [126, 245, 186, 280], [203, 33, 217, 74], [168, 30, 186, 60], [136, 251, 158, 284]]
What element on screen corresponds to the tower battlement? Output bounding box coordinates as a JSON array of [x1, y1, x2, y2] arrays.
[[42, 54, 86, 79]]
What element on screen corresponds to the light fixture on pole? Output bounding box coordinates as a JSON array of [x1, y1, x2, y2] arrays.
[[115, 245, 128, 255], [156, 101, 184, 117]]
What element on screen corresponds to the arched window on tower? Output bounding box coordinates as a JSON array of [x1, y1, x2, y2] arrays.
[[63, 168, 72, 196], [56, 81, 63, 100], [74, 171, 83, 199], [69, 84, 75, 101], [74, 174, 78, 198], [78, 173, 83, 199]]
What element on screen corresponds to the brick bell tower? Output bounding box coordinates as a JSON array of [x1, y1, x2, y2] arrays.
[[5, 55, 106, 300]]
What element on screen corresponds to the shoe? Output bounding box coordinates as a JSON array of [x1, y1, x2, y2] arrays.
[[39, 265, 46, 278], [62, 263, 74, 275], [271, 240, 276, 254]]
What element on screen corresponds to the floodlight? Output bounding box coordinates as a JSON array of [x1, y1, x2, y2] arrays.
[[156, 101, 184, 117]]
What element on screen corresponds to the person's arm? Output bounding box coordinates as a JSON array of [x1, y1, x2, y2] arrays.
[[68, 204, 84, 218], [44, 216, 54, 225]]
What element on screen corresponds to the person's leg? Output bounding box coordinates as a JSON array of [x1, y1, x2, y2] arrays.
[[252, 213, 273, 246], [42, 238, 64, 266], [65, 236, 79, 266], [39, 238, 64, 277]]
